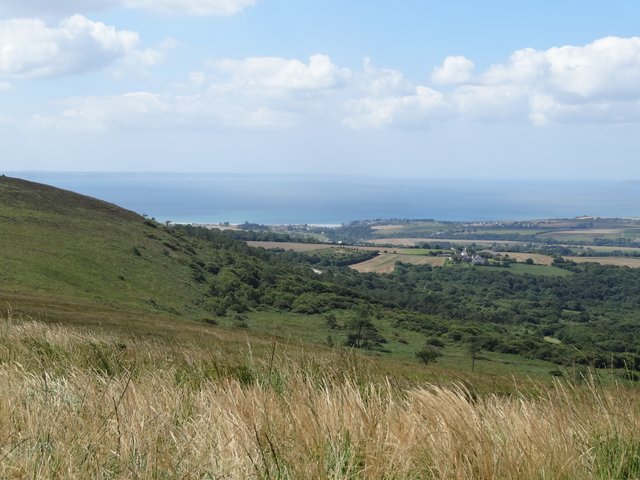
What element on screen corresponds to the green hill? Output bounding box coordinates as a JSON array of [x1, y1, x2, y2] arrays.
[[0, 175, 363, 328], [0, 175, 224, 323]]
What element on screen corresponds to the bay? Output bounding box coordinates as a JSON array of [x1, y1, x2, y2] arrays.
[[9, 172, 640, 225]]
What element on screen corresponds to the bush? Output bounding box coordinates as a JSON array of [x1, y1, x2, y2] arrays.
[[425, 337, 445, 347], [415, 345, 442, 365]]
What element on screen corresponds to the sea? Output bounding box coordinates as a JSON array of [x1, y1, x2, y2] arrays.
[[8, 172, 640, 225]]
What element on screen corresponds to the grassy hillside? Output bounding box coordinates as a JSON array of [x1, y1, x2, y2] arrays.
[[2, 312, 639, 479], [0, 175, 220, 321]]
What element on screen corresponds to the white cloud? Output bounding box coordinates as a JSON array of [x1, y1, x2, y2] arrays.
[[452, 84, 530, 122], [343, 60, 450, 129], [109, 37, 178, 79], [0, 15, 171, 79], [0, 0, 255, 18], [31, 54, 350, 131], [344, 86, 448, 129], [0, 81, 12, 91], [19, 36, 640, 133], [361, 58, 413, 96], [206, 54, 350, 93], [431, 56, 475, 85], [34, 91, 294, 131], [477, 36, 640, 123], [32, 55, 429, 131], [545, 36, 640, 100], [0, 16, 136, 78]]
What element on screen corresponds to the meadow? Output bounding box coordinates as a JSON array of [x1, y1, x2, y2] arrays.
[[565, 256, 640, 268], [2, 312, 640, 479], [350, 254, 447, 273]]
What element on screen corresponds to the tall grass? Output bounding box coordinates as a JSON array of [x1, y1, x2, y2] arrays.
[[1, 312, 639, 479]]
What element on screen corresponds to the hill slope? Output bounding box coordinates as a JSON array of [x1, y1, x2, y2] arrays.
[[0, 175, 365, 327], [0, 175, 221, 322]]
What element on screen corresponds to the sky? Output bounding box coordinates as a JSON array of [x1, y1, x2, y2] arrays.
[[1, 0, 640, 179]]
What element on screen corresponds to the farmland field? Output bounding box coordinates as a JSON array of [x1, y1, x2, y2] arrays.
[[564, 256, 640, 268], [371, 222, 450, 236], [368, 237, 528, 247], [538, 228, 640, 242], [350, 253, 447, 273], [568, 245, 640, 253], [489, 251, 555, 266], [247, 241, 431, 255]]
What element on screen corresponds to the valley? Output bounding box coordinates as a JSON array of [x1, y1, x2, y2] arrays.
[[2, 175, 640, 478]]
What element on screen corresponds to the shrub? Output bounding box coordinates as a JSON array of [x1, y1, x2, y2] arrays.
[[415, 345, 442, 365]]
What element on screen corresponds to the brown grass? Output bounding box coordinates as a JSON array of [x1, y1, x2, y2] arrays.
[[350, 254, 447, 273], [565, 256, 640, 268], [2, 314, 640, 479], [573, 245, 640, 253], [371, 224, 404, 231], [487, 251, 555, 266], [548, 229, 624, 235]]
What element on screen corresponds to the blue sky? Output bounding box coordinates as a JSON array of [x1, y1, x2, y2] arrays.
[[1, 0, 640, 178]]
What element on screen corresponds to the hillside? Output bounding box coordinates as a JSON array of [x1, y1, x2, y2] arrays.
[[0, 175, 366, 329], [0, 175, 224, 323], [3, 312, 639, 479], [3, 176, 640, 382]]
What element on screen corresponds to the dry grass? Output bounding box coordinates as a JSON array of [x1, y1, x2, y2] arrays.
[[573, 245, 640, 253], [350, 254, 447, 273], [370, 224, 405, 234], [547, 229, 625, 236], [2, 313, 640, 479], [566, 256, 640, 268], [486, 251, 555, 266]]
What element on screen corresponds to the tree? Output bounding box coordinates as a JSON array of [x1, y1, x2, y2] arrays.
[[324, 313, 339, 329], [415, 345, 442, 366], [344, 307, 386, 349], [467, 338, 482, 372]]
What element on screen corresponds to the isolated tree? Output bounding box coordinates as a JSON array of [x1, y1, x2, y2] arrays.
[[467, 338, 482, 372], [415, 345, 442, 366], [344, 307, 385, 349]]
